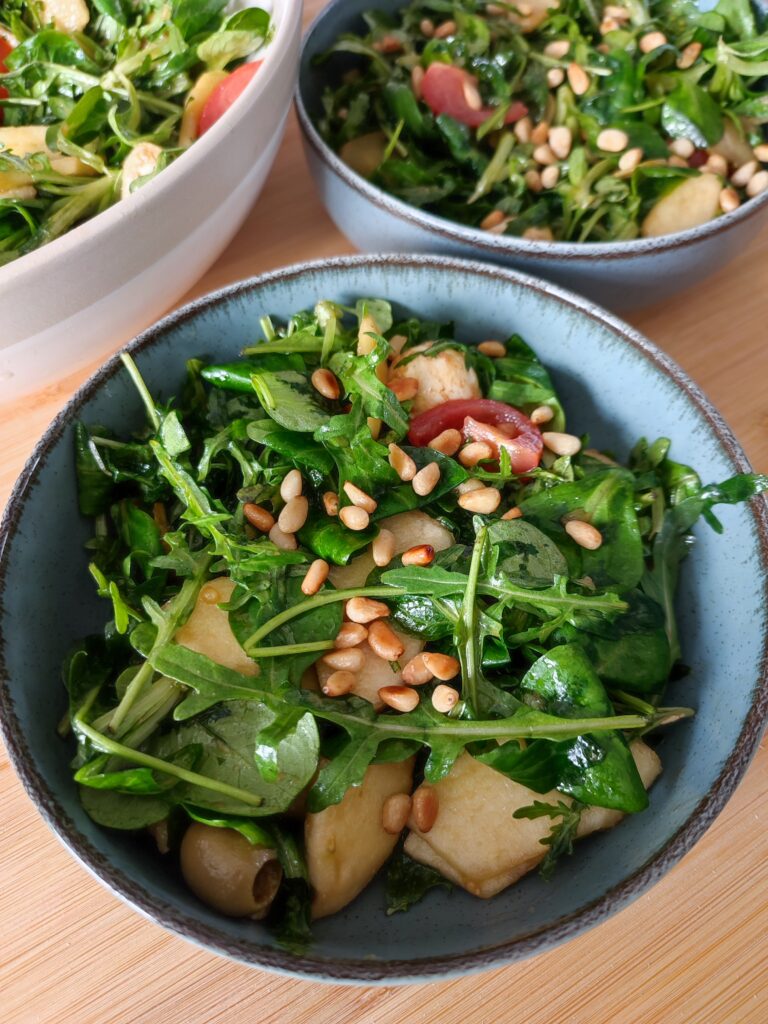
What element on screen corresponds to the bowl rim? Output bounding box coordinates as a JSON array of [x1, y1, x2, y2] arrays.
[[295, 0, 768, 262], [0, 0, 303, 289], [1, 253, 767, 985]]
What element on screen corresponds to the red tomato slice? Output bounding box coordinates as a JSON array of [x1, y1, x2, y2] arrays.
[[198, 61, 263, 136], [420, 63, 527, 129], [0, 37, 13, 126], [408, 398, 543, 473]]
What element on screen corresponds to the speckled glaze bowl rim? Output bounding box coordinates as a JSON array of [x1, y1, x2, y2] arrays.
[[1, 254, 767, 985], [296, 0, 768, 262]]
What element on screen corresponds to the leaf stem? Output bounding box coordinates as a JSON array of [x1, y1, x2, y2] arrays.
[[120, 352, 160, 431], [249, 640, 335, 658]]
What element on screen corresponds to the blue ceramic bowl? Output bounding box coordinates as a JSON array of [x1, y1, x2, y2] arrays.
[[1, 255, 767, 983], [296, 0, 768, 311]]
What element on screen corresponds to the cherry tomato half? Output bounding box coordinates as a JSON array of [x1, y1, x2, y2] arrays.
[[408, 398, 543, 474], [420, 63, 527, 129], [0, 37, 14, 126], [198, 61, 263, 136]]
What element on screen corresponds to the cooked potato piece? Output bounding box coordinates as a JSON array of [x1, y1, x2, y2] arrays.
[[316, 628, 425, 709], [0, 125, 96, 177], [306, 759, 414, 918], [40, 0, 89, 34], [404, 741, 661, 898], [711, 119, 754, 168], [340, 132, 387, 179], [641, 174, 721, 238], [0, 180, 36, 200], [178, 71, 230, 148], [121, 142, 163, 200], [389, 343, 481, 414], [174, 577, 257, 676]]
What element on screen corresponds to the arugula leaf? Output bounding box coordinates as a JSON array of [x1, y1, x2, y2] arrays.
[[386, 848, 453, 914], [513, 799, 584, 880]]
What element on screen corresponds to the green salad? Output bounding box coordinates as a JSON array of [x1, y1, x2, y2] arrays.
[[317, 0, 768, 242], [0, 1, 271, 265], [64, 298, 766, 947]]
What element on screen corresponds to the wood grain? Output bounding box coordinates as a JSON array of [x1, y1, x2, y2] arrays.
[[1, 2, 767, 1019]]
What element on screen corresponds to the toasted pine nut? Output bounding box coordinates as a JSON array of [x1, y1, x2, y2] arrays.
[[402, 653, 433, 686], [533, 143, 557, 166], [243, 503, 274, 532], [618, 147, 643, 173], [731, 160, 758, 188], [373, 34, 402, 54], [600, 16, 620, 33], [389, 443, 417, 481], [346, 597, 389, 623], [462, 81, 483, 111], [501, 506, 524, 520], [567, 63, 590, 96], [428, 428, 463, 455], [669, 138, 695, 159], [382, 792, 412, 834], [411, 64, 425, 98], [323, 670, 357, 697], [514, 116, 533, 143], [548, 125, 572, 160], [322, 491, 339, 516], [719, 186, 740, 213], [339, 505, 370, 531], [531, 120, 550, 145], [368, 619, 405, 661], [301, 558, 330, 596], [604, 4, 630, 18], [322, 646, 366, 672], [541, 165, 560, 189], [412, 461, 441, 496], [517, 2, 533, 14], [485, 215, 511, 236], [542, 431, 582, 456], [459, 441, 493, 467], [420, 17, 434, 35], [753, 143, 768, 163], [639, 31, 667, 53], [434, 18, 456, 38], [269, 523, 297, 550], [746, 170, 768, 197], [311, 368, 340, 400], [368, 416, 382, 440], [547, 67, 565, 88], [704, 153, 728, 176], [676, 41, 701, 69], [343, 480, 377, 513], [432, 684, 460, 713], [522, 226, 554, 240], [597, 128, 629, 153], [481, 209, 506, 231], [478, 340, 506, 358], [524, 169, 543, 193], [667, 155, 688, 169], [544, 39, 570, 58], [278, 495, 308, 534], [411, 786, 439, 832], [372, 528, 396, 567], [530, 404, 554, 425], [335, 622, 368, 648], [390, 376, 420, 401], [458, 485, 501, 514], [402, 544, 435, 566], [422, 652, 460, 680], [280, 468, 303, 502], [457, 478, 484, 495], [379, 685, 420, 712], [564, 519, 603, 550]]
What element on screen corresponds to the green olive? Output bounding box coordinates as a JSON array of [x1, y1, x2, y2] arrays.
[[180, 823, 282, 919]]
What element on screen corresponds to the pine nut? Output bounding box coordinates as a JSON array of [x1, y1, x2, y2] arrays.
[[402, 544, 435, 566], [514, 116, 532, 143], [669, 138, 695, 159], [301, 558, 330, 596], [412, 461, 441, 496], [731, 160, 758, 187], [422, 652, 460, 680], [323, 670, 357, 697], [567, 63, 590, 96], [704, 153, 728, 176], [487, 218, 512, 240], [459, 441, 493, 467], [322, 491, 339, 516], [746, 170, 768, 197], [604, 4, 630, 18], [544, 40, 570, 58], [339, 505, 370, 531], [457, 478, 484, 495], [389, 334, 408, 354], [411, 64, 424, 98], [311, 368, 340, 400], [368, 416, 382, 440], [533, 143, 557, 166], [600, 16, 619, 33], [458, 485, 501, 513], [501, 506, 523, 520], [434, 19, 456, 38], [676, 41, 701, 68], [382, 792, 412, 834], [667, 155, 688, 169], [335, 622, 368, 648], [322, 646, 366, 671], [753, 143, 768, 162], [402, 653, 433, 686], [428, 428, 463, 455], [368, 619, 405, 661], [547, 67, 564, 88], [390, 376, 420, 401], [280, 468, 303, 502], [564, 519, 603, 550], [542, 431, 582, 456], [243, 503, 274, 532], [346, 597, 389, 623], [597, 128, 629, 153], [357, 313, 379, 355], [639, 31, 667, 53], [531, 120, 550, 145], [372, 528, 396, 567], [549, 126, 572, 160], [517, 2, 533, 15], [389, 443, 417, 481], [524, 169, 543, 192], [530, 404, 554, 425], [481, 209, 506, 231], [278, 495, 308, 534], [541, 165, 560, 189], [619, 147, 643, 173], [269, 523, 297, 550], [420, 17, 434, 36], [478, 340, 506, 357], [432, 684, 460, 713], [411, 786, 439, 832], [462, 80, 483, 111], [343, 481, 377, 513], [379, 685, 420, 712], [719, 186, 740, 213], [523, 226, 554, 241]]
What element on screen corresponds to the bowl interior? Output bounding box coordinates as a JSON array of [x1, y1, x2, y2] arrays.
[[1, 256, 766, 983]]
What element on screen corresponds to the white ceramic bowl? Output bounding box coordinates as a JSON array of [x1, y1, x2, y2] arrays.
[[0, 0, 302, 402]]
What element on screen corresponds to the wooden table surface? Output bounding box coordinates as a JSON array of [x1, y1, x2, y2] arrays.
[[2, 4, 768, 1019]]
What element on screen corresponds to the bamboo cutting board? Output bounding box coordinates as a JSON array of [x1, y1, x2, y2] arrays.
[[1, 2, 767, 1019]]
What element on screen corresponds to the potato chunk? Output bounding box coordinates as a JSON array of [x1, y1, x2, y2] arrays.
[[178, 71, 229, 148], [121, 143, 163, 200], [306, 759, 414, 919], [339, 132, 387, 179], [389, 343, 481, 415], [641, 174, 721, 238], [174, 577, 257, 676], [404, 741, 661, 898], [0, 125, 96, 177]]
